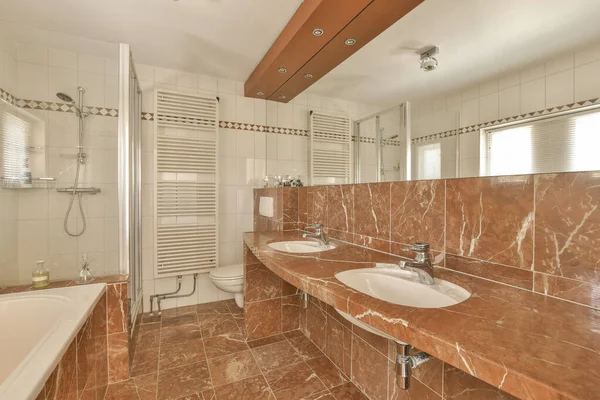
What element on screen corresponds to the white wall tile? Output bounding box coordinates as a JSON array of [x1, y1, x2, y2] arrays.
[[154, 67, 177, 85], [520, 78, 545, 113], [219, 128, 237, 157], [236, 157, 255, 186], [17, 44, 48, 65], [49, 67, 77, 104], [478, 92, 498, 123], [219, 93, 237, 121], [461, 86, 479, 102], [236, 96, 255, 124], [177, 71, 197, 88], [105, 58, 118, 76], [479, 80, 498, 96], [236, 131, 255, 158], [78, 71, 105, 107], [17, 62, 49, 101], [307, 94, 322, 109], [293, 105, 308, 130], [574, 60, 600, 101], [78, 54, 105, 74], [498, 86, 521, 118], [520, 64, 545, 83], [546, 69, 574, 108], [266, 101, 278, 126], [277, 134, 294, 160], [460, 98, 479, 127], [575, 42, 600, 67], [546, 53, 574, 75], [277, 102, 293, 128], [49, 49, 77, 70], [218, 157, 237, 186], [254, 99, 266, 125], [197, 74, 218, 92], [136, 64, 155, 82], [236, 187, 253, 214], [498, 73, 520, 90], [217, 78, 237, 95], [218, 186, 237, 215]]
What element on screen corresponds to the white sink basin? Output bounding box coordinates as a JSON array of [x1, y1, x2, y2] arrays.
[[268, 240, 336, 254], [335, 266, 470, 308]]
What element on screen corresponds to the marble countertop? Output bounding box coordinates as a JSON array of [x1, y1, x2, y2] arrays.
[[244, 231, 600, 400]]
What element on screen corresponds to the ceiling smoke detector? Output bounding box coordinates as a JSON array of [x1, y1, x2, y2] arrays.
[[419, 46, 439, 72]]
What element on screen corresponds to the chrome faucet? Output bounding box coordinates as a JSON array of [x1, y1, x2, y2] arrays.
[[398, 243, 435, 285], [302, 223, 329, 247]]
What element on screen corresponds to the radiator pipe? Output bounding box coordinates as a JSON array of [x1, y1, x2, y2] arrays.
[[149, 275, 182, 315], [156, 274, 198, 314]]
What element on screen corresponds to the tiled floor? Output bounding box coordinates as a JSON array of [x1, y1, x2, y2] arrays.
[[104, 300, 368, 400]]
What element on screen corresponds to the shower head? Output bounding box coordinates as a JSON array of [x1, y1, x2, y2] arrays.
[[56, 92, 74, 103]]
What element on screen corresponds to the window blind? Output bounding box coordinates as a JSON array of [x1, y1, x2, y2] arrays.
[[0, 101, 32, 184], [485, 108, 600, 176]]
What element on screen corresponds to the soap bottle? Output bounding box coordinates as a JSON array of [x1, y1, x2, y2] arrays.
[[32, 260, 50, 288]]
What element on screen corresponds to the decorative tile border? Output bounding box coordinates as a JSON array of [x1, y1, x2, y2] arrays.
[[219, 120, 309, 136], [6, 86, 597, 143], [412, 97, 600, 144]]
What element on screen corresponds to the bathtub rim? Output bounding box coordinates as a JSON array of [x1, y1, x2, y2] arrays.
[[0, 283, 107, 400]]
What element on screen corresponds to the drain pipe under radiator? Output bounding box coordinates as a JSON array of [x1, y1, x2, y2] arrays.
[[149, 275, 182, 315], [156, 274, 198, 314], [396, 342, 433, 390]]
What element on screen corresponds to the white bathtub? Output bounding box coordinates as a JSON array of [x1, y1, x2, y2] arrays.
[[0, 284, 106, 400]]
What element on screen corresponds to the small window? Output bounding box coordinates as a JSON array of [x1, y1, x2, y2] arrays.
[[483, 108, 600, 176], [487, 126, 532, 176], [0, 101, 33, 185], [417, 143, 441, 180]]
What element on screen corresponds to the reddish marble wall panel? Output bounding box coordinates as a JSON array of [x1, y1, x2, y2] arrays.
[[243, 243, 300, 341], [255, 170, 600, 398]]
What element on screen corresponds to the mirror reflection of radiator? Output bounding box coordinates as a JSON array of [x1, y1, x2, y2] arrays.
[[154, 90, 219, 277], [309, 111, 352, 186]]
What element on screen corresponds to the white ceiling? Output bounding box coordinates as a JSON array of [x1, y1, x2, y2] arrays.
[[308, 0, 600, 106], [0, 0, 302, 81], [2, 0, 600, 106]]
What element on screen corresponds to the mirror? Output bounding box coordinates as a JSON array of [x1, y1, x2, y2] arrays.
[[280, 0, 600, 184]]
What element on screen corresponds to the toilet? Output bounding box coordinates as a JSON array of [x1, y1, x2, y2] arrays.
[[209, 264, 245, 308]]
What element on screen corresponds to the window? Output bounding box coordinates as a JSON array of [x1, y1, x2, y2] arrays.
[[483, 108, 600, 176], [0, 101, 33, 186], [417, 143, 441, 179]]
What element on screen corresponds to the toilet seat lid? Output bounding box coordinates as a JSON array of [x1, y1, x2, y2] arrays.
[[210, 264, 243, 280]]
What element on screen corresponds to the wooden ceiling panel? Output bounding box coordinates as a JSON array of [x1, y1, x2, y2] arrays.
[[244, 0, 373, 100], [269, 0, 424, 103]]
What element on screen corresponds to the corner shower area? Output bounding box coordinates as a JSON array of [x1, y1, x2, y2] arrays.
[[354, 103, 411, 183], [0, 21, 143, 328]]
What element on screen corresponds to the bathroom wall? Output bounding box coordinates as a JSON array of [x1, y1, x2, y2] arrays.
[[255, 168, 599, 399], [0, 30, 379, 307], [411, 40, 600, 178], [132, 64, 378, 311], [0, 38, 19, 285], [9, 43, 121, 285]]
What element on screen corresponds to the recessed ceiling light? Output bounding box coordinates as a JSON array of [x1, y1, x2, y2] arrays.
[[345, 38, 356, 46], [256, 91, 264, 96], [279, 95, 287, 100], [304, 73, 314, 79], [278, 67, 287, 73], [312, 28, 324, 36]]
